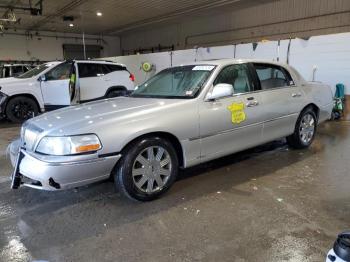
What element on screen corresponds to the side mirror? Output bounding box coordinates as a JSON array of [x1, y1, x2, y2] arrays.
[[206, 83, 234, 101], [38, 75, 46, 82]]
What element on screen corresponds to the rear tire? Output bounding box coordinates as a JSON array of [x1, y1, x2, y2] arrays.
[[114, 136, 178, 201], [5, 96, 39, 123], [287, 107, 317, 149]]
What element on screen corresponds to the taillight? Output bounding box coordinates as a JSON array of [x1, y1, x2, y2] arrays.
[[129, 73, 135, 82]]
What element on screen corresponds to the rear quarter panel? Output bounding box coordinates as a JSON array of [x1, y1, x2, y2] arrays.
[[301, 82, 333, 122], [108, 71, 135, 91]]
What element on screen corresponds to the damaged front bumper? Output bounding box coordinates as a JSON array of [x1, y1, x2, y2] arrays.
[[8, 139, 121, 191]]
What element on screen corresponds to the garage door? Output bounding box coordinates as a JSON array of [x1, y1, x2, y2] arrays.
[[63, 44, 102, 59]]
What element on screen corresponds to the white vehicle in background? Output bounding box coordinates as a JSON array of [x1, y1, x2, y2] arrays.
[[0, 60, 135, 123], [0, 64, 34, 78]]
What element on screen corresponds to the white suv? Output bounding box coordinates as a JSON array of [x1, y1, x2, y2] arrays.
[[0, 60, 135, 122]]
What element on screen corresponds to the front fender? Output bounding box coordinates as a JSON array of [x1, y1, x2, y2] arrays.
[[1, 85, 44, 111]]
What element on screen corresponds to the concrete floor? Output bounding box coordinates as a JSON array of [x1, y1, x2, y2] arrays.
[[0, 120, 350, 262]]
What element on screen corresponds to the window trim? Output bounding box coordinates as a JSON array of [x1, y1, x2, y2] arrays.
[[204, 63, 300, 102]]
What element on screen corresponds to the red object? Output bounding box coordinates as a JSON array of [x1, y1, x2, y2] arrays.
[[129, 73, 135, 82]]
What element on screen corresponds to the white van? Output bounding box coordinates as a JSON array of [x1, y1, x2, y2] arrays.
[[0, 60, 135, 122]]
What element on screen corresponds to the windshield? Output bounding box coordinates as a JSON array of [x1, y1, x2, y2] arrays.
[[131, 65, 215, 98], [16, 64, 51, 79]]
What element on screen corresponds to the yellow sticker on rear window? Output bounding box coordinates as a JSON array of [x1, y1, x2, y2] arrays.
[[227, 102, 246, 124]]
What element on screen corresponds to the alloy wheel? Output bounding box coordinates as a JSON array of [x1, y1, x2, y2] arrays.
[[299, 113, 315, 144], [132, 146, 172, 194], [11, 101, 35, 120]]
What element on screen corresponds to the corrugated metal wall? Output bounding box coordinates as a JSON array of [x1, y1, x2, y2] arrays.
[[120, 0, 350, 52]]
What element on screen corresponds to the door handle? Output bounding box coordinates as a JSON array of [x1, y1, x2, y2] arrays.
[[292, 93, 302, 98], [246, 100, 259, 107]]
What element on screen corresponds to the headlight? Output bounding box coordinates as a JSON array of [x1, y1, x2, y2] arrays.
[[36, 134, 102, 156]]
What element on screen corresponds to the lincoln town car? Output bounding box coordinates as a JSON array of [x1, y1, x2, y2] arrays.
[[8, 59, 333, 201]]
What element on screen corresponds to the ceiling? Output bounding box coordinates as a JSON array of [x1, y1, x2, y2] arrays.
[[0, 0, 278, 35]]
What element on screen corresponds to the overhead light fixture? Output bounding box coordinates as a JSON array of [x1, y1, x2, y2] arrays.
[[69, 23, 74, 27], [96, 11, 102, 16]]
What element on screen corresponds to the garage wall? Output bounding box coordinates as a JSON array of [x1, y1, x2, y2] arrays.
[[0, 31, 121, 61], [104, 32, 350, 95], [119, 0, 350, 52]]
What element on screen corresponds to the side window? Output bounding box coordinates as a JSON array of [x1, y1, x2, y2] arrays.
[[78, 63, 106, 78], [105, 64, 126, 73], [101, 65, 111, 75], [4, 67, 10, 78], [213, 64, 252, 94], [12, 66, 21, 75], [254, 64, 293, 90], [45, 62, 72, 81]]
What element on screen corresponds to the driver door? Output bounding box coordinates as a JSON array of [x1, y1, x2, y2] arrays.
[[40, 62, 73, 109], [199, 63, 264, 162]]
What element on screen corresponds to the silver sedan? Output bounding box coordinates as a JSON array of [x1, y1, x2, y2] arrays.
[[8, 59, 333, 201]]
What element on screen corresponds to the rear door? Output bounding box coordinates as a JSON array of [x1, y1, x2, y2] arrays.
[[40, 62, 73, 108], [252, 63, 305, 142], [77, 63, 108, 101]]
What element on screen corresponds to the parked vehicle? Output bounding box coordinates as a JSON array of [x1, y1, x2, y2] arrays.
[[8, 59, 333, 201], [0, 60, 135, 122], [0, 64, 34, 78]]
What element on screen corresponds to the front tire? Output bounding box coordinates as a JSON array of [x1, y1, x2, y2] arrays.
[[5, 96, 39, 123], [114, 137, 178, 201], [287, 107, 317, 149]]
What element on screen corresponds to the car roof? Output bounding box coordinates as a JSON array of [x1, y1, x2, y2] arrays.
[[74, 60, 127, 67], [177, 58, 290, 68]]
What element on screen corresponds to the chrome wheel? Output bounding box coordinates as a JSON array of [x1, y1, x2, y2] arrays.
[[299, 113, 315, 144], [132, 146, 172, 194]]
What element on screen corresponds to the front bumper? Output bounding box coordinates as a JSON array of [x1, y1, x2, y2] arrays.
[[8, 139, 121, 191]]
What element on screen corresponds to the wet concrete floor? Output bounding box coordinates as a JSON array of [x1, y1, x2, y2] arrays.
[[0, 120, 350, 262]]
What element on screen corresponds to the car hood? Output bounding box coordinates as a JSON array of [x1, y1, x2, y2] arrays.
[[29, 97, 183, 135], [0, 77, 34, 91]]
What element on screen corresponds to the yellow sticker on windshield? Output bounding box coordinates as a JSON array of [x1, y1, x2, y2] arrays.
[[227, 102, 246, 124]]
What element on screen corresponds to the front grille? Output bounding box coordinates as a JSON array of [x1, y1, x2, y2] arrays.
[[21, 122, 43, 151]]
